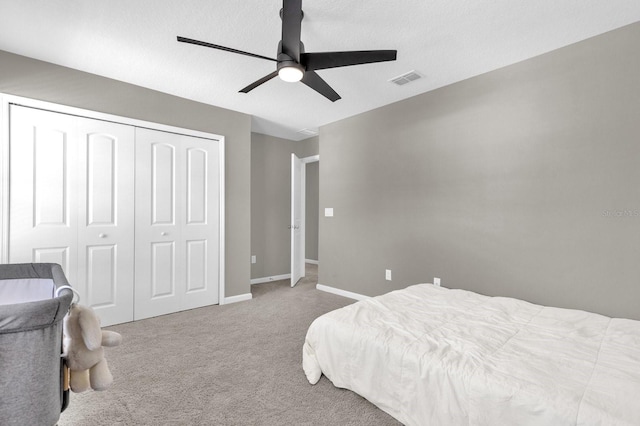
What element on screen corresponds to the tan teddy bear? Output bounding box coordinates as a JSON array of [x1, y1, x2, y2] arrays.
[[63, 304, 122, 392]]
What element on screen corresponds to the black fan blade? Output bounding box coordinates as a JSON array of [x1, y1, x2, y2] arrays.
[[301, 50, 397, 71], [301, 71, 341, 102], [281, 0, 302, 61], [178, 36, 277, 62], [239, 71, 279, 93]]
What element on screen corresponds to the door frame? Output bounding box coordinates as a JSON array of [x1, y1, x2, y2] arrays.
[[0, 94, 226, 304], [290, 154, 319, 286]]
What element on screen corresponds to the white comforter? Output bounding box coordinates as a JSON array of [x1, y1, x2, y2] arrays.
[[303, 284, 640, 425]]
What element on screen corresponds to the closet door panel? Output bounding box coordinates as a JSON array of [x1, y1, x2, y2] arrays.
[[186, 239, 207, 293], [77, 119, 135, 326], [135, 129, 220, 318], [152, 143, 176, 225], [9, 106, 78, 285], [151, 241, 175, 297], [184, 147, 208, 296], [86, 134, 116, 224], [33, 247, 71, 272], [34, 132, 67, 225], [85, 244, 116, 306], [186, 148, 207, 224], [182, 136, 219, 309], [135, 128, 184, 320]]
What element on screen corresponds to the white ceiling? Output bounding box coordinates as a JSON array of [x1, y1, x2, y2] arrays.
[[1, 1, 639, 141]]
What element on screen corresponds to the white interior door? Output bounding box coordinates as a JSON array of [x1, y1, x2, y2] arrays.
[[135, 128, 183, 320], [9, 106, 79, 283], [290, 153, 305, 287], [76, 118, 135, 326], [9, 105, 135, 326], [181, 135, 220, 310], [135, 128, 220, 320]]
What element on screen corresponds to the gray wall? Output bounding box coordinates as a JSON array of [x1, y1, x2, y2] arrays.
[[318, 23, 640, 320], [0, 50, 251, 298], [251, 133, 318, 279], [305, 161, 319, 261]]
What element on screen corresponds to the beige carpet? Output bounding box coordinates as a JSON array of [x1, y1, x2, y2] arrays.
[[58, 264, 400, 425]]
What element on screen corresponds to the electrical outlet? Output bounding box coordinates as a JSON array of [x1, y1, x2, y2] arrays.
[[251, 255, 256, 264], [385, 269, 392, 281], [434, 277, 441, 287]]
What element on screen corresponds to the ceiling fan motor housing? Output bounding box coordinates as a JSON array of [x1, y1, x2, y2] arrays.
[[276, 40, 305, 81], [277, 60, 304, 74]]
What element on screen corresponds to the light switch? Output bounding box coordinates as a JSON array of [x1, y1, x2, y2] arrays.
[[325, 208, 334, 217]]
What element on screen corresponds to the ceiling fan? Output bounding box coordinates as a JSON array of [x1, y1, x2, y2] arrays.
[[177, 0, 397, 102]]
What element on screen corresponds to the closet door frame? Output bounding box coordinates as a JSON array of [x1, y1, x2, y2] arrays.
[[0, 94, 226, 305]]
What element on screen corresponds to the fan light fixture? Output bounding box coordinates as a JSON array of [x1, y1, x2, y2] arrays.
[[278, 64, 304, 82]]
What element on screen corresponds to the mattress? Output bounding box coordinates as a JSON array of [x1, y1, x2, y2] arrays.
[[303, 284, 640, 425]]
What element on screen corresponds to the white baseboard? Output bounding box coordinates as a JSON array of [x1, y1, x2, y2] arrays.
[[250, 273, 291, 285], [316, 283, 370, 301], [223, 293, 252, 304], [305, 259, 319, 265]]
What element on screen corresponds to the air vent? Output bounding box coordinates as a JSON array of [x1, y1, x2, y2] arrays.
[[389, 70, 422, 86], [297, 128, 318, 137]]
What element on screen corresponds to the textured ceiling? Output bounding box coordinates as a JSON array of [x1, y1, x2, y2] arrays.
[[1, 0, 639, 140]]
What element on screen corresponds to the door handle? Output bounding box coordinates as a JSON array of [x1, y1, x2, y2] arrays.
[[98, 233, 107, 238], [161, 232, 168, 236]]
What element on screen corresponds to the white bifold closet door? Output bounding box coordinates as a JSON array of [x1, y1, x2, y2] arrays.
[[9, 105, 135, 325], [134, 128, 220, 320]]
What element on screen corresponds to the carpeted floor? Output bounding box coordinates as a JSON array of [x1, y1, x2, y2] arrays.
[[58, 264, 400, 425]]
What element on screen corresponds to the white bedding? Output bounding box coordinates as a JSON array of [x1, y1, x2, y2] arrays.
[[303, 284, 640, 425]]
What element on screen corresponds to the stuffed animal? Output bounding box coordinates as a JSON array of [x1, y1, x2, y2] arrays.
[[62, 304, 122, 392]]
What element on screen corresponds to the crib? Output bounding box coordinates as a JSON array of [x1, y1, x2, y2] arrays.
[[0, 263, 74, 426]]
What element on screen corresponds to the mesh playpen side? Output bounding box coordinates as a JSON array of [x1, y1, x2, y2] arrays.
[[0, 263, 73, 426]]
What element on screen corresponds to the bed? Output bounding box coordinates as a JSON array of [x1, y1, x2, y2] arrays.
[[303, 284, 640, 425]]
